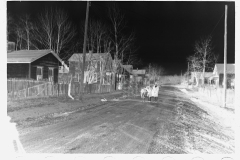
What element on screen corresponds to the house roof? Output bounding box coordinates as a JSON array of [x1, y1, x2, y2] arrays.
[[121, 64, 135, 75], [213, 63, 235, 75], [69, 53, 110, 61], [7, 50, 63, 64], [132, 69, 146, 75]]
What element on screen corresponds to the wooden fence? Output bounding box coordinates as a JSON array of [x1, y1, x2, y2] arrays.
[[7, 80, 113, 100], [7, 79, 48, 94], [198, 86, 235, 106]]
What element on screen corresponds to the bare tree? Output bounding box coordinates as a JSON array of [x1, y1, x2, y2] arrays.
[[147, 63, 165, 84], [187, 54, 202, 86], [84, 20, 109, 53], [14, 25, 24, 50], [35, 8, 54, 50], [7, 12, 14, 41], [108, 4, 136, 89], [34, 7, 76, 57], [19, 14, 34, 50], [187, 36, 218, 86], [54, 8, 76, 56]]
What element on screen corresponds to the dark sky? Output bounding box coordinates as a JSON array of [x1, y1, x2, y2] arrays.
[[7, 1, 235, 75]]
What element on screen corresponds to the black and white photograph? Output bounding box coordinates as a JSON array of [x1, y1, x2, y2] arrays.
[[5, 0, 238, 159]]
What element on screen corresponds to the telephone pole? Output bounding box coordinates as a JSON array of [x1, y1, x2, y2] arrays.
[[187, 62, 189, 84], [223, 5, 228, 108], [80, 1, 90, 99]]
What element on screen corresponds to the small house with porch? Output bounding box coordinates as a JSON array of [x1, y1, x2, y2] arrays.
[[7, 50, 63, 83], [209, 63, 235, 88]]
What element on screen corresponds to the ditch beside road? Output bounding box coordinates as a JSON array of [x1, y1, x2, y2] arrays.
[[7, 86, 234, 153]]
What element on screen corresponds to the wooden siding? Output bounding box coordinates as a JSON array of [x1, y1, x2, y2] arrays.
[[7, 63, 29, 79], [54, 68, 58, 83], [31, 53, 60, 83], [30, 65, 37, 79]]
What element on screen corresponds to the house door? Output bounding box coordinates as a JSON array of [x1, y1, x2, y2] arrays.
[[48, 67, 54, 82]]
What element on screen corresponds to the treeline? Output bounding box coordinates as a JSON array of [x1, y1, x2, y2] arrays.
[[7, 4, 138, 66]]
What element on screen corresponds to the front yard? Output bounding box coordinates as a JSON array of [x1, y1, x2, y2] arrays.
[[8, 91, 124, 131]]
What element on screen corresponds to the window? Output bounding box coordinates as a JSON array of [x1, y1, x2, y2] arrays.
[[48, 67, 54, 81], [93, 73, 97, 83], [73, 73, 79, 82], [103, 72, 111, 85], [36, 67, 43, 80]]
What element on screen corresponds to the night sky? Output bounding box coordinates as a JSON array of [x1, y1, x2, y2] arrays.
[[7, 1, 235, 75]]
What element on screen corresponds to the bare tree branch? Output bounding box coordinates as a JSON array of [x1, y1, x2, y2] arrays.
[[187, 36, 218, 86]]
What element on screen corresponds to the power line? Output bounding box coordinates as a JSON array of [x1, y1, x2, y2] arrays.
[[210, 12, 225, 36], [210, 3, 232, 36]]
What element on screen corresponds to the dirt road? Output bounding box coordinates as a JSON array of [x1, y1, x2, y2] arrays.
[[8, 86, 234, 153]]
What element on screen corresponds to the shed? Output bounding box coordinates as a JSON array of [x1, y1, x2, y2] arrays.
[[7, 50, 63, 83]]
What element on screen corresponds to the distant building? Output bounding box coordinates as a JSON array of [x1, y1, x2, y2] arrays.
[[190, 72, 213, 85], [132, 69, 146, 84], [116, 64, 134, 90]]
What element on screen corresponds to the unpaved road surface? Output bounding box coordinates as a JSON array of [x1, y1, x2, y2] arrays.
[[8, 86, 234, 153]]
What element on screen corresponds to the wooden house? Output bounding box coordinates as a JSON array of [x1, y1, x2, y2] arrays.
[[68, 52, 114, 85], [7, 50, 63, 83], [209, 63, 235, 88], [116, 64, 135, 90], [190, 72, 213, 85]]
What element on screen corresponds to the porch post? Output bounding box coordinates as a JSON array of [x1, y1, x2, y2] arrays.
[[28, 63, 31, 79]]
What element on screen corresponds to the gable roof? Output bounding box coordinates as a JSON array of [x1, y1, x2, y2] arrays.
[[213, 63, 235, 75], [69, 53, 111, 62], [132, 69, 146, 75], [7, 50, 63, 64], [121, 64, 135, 75]]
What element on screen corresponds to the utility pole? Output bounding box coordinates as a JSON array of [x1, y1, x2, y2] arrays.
[[80, 1, 90, 100], [223, 5, 228, 108], [187, 62, 189, 84]]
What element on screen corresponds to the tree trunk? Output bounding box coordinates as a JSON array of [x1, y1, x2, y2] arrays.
[[194, 73, 199, 87]]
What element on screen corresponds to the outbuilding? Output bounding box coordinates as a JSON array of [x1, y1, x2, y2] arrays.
[[7, 50, 63, 83]]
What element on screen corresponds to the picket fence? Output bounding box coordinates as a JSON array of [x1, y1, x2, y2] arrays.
[[198, 86, 235, 106], [7, 79, 47, 94]]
